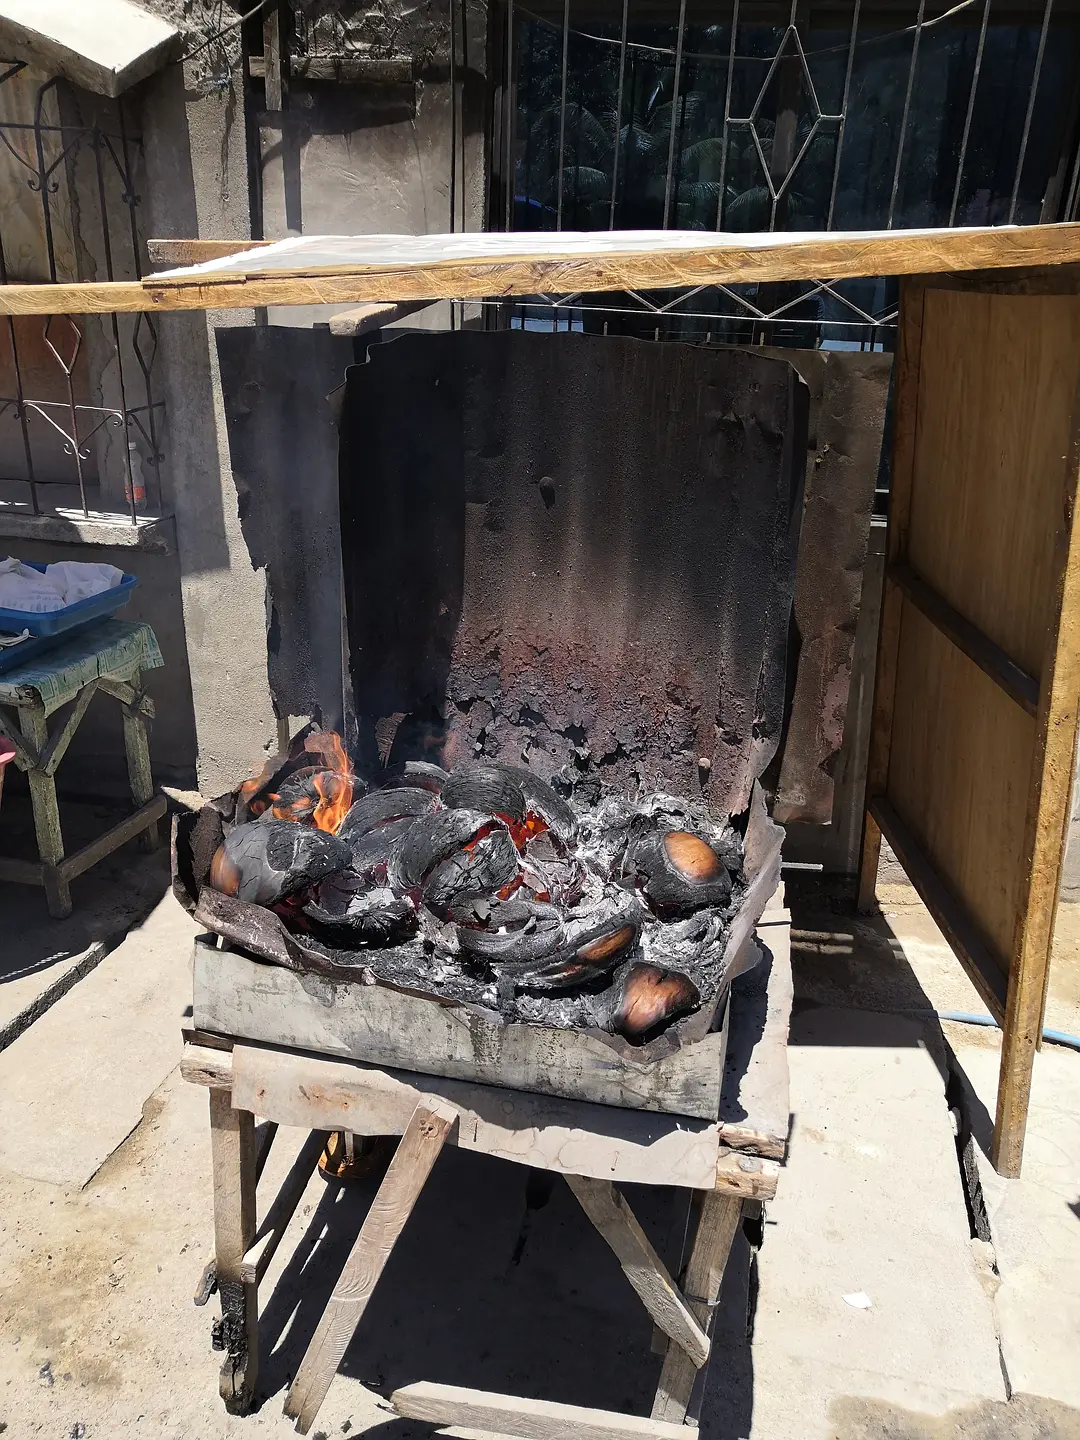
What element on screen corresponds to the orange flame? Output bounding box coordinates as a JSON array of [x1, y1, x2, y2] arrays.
[[307, 731, 353, 833]]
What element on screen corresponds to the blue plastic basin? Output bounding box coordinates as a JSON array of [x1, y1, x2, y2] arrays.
[[0, 563, 137, 637]]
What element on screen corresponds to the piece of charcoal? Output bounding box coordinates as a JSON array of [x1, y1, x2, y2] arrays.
[[500, 764, 579, 842], [305, 880, 418, 946], [420, 825, 520, 919], [499, 906, 642, 993], [209, 820, 350, 906], [457, 899, 564, 964], [441, 763, 527, 822], [631, 829, 732, 914], [342, 815, 419, 877], [338, 787, 436, 839], [394, 808, 493, 889], [606, 961, 700, 1040]]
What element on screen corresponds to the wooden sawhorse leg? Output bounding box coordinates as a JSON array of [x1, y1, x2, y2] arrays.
[[122, 667, 158, 851], [651, 1192, 743, 1423], [283, 1097, 457, 1434], [19, 699, 71, 918], [210, 1089, 259, 1414]]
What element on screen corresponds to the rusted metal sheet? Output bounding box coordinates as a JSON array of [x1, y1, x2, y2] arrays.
[[771, 349, 892, 827], [339, 331, 807, 818]]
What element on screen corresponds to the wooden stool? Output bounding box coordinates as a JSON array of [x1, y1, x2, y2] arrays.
[[0, 618, 167, 916], [182, 902, 791, 1435]]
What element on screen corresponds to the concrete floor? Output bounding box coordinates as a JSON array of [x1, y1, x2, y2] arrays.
[[0, 857, 1078, 1439]]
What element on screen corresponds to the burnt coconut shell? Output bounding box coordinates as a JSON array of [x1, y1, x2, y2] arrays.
[[420, 825, 520, 919], [338, 787, 436, 839], [209, 820, 350, 906], [610, 962, 700, 1040], [632, 829, 732, 913], [441, 763, 527, 822]]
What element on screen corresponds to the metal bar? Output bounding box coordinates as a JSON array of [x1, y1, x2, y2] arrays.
[[504, 0, 515, 230], [449, 0, 458, 235], [662, 0, 688, 228], [1008, 0, 1053, 223], [556, 0, 571, 229], [947, 0, 990, 224], [886, 0, 926, 229], [826, 0, 861, 229], [32, 79, 61, 284], [608, 0, 630, 229], [714, 0, 740, 230]]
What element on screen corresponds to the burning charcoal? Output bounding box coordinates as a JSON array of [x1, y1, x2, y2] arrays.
[[457, 899, 564, 964], [521, 832, 586, 907], [420, 824, 520, 920], [305, 877, 417, 946], [260, 767, 353, 825], [607, 962, 700, 1040], [499, 905, 642, 992], [342, 815, 419, 878], [441, 763, 527, 822], [338, 787, 436, 839], [502, 764, 578, 843], [209, 820, 351, 906], [394, 807, 494, 889], [398, 760, 450, 794], [632, 830, 732, 914]]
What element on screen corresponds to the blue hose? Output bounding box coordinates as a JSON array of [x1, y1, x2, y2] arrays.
[[926, 1009, 1080, 1054]]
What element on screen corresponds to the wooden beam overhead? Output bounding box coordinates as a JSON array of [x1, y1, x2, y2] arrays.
[[6, 223, 1080, 315]]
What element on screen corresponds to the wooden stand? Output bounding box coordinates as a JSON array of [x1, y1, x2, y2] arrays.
[[0, 659, 165, 916], [181, 900, 791, 1432]]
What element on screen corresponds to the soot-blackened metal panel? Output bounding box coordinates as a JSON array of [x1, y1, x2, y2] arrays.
[[340, 331, 807, 816]]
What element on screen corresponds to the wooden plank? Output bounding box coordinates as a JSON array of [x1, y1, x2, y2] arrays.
[[96, 675, 155, 717], [39, 680, 99, 776], [564, 1176, 709, 1368], [249, 53, 414, 84], [181, 1041, 234, 1090], [121, 670, 158, 850], [5, 224, 1080, 315], [210, 1091, 259, 1414], [858, 278, 925, 911], [870, 796, 1009, 1021], [57, 795, 167, 881], [651, 1194, 743, 1424], [713, 1150, 779, 1200], [888, 595, 1036, 971], [887, 562, 1039, 716], [994, 370, 1080, 1176], [229, 1041, 721, 1189], [906, 289, 1080, 677], [240, 1128, 325, 1285], [193, 944, 726, 1121], [0, 856, 45, 886], [327, 299, 434, 336], [262, 4, 284, 112], [717, 912, 792, 1160], [146, 238, 273, 268], [18, 701, 70, 917], [283, 1098, 457, 1432], [392, 1382, 696, 1440]]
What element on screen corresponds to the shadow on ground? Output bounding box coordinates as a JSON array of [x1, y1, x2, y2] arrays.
[[252, 1144, 757, 1436], [0, 795, 170, 990]]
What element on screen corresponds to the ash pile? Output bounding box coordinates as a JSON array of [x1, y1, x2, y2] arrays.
[[174, 728, 776, 1048]]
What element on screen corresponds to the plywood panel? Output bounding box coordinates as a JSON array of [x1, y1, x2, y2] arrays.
[[888, 603, 1035, 972], [907, 290, 1080, 678]]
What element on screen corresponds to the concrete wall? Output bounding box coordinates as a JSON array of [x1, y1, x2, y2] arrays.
[[134, 55, 280, 797]]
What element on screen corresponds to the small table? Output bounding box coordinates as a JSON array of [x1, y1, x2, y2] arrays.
[[0, 618, 167, 917], [182, 896, 792, 1435]]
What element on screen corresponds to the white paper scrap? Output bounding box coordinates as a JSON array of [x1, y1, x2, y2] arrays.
[[843, 1292, 873, 1309]]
